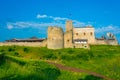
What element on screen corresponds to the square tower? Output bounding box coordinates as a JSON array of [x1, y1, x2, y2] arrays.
[[64, 20, 73, 48], [66, 20, 73, 32]]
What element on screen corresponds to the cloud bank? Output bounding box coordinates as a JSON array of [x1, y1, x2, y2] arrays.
[[7, 14, 120, 35], [36, 14, 68, 21], [95, 25, 120, 34]]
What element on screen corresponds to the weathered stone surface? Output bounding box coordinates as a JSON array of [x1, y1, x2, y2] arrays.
[[73, 27, 95, 44], [47, 26, 64, 49], [64, 20, 74, 48]]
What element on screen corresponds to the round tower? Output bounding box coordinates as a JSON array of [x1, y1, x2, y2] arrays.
[[47, 26, 64, 49]]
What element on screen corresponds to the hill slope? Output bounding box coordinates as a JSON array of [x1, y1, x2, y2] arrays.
[[0, 45, 120, 80]]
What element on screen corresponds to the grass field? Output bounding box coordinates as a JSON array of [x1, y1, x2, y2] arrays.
[[0, 45, 120, 80]]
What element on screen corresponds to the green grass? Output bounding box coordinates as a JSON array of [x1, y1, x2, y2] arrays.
[[0, 45, 120, 80], [0, 54, 89, 80]]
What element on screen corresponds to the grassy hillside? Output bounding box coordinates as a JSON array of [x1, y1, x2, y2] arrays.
[[0, 45, 120, 80], [0, 54, 101, 80]]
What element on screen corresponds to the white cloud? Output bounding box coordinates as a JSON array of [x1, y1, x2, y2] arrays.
[[53, 17, 68, 21], [7, 14, 94, 30], [7, 24, 13, 30], [7, 19, 120, 37], [95, 25, 120, 34], [73, 20, 86, 27], [36, 14, 68, 21], [37, 14, 47, 18], [7, 21, 65, 30]]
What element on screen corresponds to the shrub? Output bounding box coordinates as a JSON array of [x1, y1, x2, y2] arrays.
[[8, 47, 15, 52], [79, 75, 103, 80], [14, 52, 19, 56], [23, 48, 29, 53], [0, 53, 5, 65]]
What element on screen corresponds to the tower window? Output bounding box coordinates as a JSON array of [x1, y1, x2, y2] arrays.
[[90, 32, 93, 36], [76, 33, 78, 36], [67, 40, 69, 42], [84, 32, 86, 36]]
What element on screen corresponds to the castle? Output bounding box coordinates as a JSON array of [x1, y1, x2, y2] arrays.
[[47, 20, 118, 49], [0, 20, 118, 48]]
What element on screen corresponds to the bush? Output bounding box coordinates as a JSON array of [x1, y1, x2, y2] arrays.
[[8, 47, 15, 52], [14, 52, 19, 56], [23, 48, 29, 53], [79, 75, 103, 80], [0, 53, 5, 65]]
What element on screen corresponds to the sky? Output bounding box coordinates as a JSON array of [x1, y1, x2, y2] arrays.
[[0, 0, 120, 43]]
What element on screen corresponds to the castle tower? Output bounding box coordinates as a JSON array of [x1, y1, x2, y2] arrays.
[[66, 20, 73, 31], [47, 26, 64, 49], [64, 20, 73, 48]]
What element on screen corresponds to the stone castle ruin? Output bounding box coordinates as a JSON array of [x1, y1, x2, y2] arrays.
[[47, 27, 64, 49], [0, 20, 118, 49], [47, 20, 118, 49]]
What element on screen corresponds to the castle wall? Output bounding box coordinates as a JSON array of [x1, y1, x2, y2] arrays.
[[95, 39, 118, 45], [95, 39, 107, 45], [0, 42, 42, 47], [73, 27, 95, 44], [47, 27, 64, 49], [106, 39, 118, 45]]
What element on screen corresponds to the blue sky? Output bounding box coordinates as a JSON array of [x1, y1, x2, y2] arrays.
[[0, 0, 120, 43]]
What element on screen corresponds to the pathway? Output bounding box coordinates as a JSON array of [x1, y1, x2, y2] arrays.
[[47, 61, 112, 80]]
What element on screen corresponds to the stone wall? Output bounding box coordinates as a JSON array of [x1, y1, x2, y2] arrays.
[[66, 20, 73, 32], [47, 26, 64, 49], [106, 39, 118, 45], [95, 39, 107, 45], [73, 27, 95, 44], [95, 39, 118, 45], [0, 42, 42, 47], [64, 31, 73, 48]]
